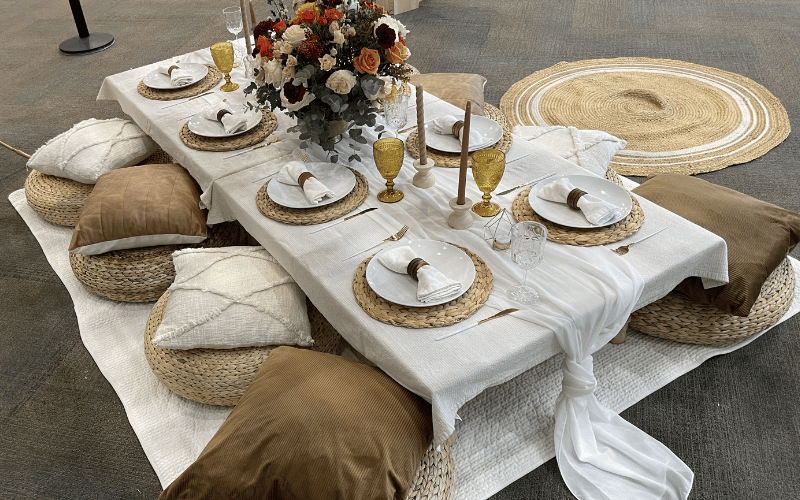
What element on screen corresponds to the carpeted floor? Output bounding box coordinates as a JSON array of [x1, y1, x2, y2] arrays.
[[1, 1, 798, 499]]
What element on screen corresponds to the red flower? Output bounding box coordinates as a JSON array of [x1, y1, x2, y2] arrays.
[[375, 23, 396, 49], [256, 35, 273, 58], [299, 35, 324, 61], [322, 0, 342, 7], [274, 20, 287, 32], [298, 9, 318, 25], [283, 81, 306, 104], [253, 20, 274, 40], [317, 16, 327, 26], [324, 8, 344, 21]]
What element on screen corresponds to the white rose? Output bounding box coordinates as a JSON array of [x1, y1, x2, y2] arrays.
[[330, 48, 337, 56], [281, 88, 315, 112], [286, 55, 298, 68], [283, 25, 307, 47], [333, 29, 345, 45], [318, 54, 336, 71], [346, 26, 355, 37], [326, 69, 356, 94], [282, 65, 295, 81], [329, 21, 339, 34], [263, 58, 284, 87], [374, 15, 409, 39]]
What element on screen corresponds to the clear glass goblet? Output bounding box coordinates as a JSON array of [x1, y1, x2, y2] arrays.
[[471, 148, 505, 217], [210, 42, 239, 92], [223, 6, 244, 65], [373, 137, 405, 203], [383, 87, 408, 136], [507, 221, 547, 305]]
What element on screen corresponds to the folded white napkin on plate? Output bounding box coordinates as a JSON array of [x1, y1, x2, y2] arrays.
[[378, 245, 461, 303], [277, 161, 335, 205], [157, 63, 195, 86], [537, 177, 621, 225], [432, 115, 484, 147], [201, 102, 251, 135]]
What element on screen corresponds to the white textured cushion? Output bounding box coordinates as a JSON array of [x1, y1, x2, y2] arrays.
[[152, 246, 313, 350], [27, 118, 158, 184]]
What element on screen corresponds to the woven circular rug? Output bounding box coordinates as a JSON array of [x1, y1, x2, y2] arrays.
[[500, 57, 790, 176]]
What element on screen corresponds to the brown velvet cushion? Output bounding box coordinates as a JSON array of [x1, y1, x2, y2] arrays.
[[409, 73, 486, 115], [159, 346, 434, 500], [633, 173, 800, 316], [68, 163, 207, 255]]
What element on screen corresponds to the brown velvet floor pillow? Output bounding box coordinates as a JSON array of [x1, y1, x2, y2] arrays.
[[409, 73, 486, 115], [159, 346, 433, 500], [633, 173, 800, 316]]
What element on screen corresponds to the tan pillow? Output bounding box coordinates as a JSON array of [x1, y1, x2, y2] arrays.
[[633, 174, 800, 316], [409, 73, 486, 115], [159, 346, 433, 500], [69, 163, 207, 255]]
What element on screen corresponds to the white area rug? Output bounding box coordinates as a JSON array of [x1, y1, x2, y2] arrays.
[[11, 188, 800, 499]]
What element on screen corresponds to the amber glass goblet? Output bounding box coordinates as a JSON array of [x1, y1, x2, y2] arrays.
[[471, 148, 505, 217], [373, 138, 405, 203], [210, 42, 239, 92]]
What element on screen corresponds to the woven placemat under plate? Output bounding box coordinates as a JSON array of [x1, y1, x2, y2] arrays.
[[483, 102, 510, 131], [511, 185, 644, 246], [179, 108, 278, 152], [499, 57, 790, 176], [256, 168, 369, 225], [352, 244, 492, 328], [406, 126, 514, 168], [630, 257, 795, 347], [136, 65, 223, 101]]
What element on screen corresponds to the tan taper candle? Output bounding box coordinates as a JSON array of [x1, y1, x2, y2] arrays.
[[249, 0, 256, 24], [456, 101, 472, 205], [415, 85, 427, 165], [239, 0, 253, 56]]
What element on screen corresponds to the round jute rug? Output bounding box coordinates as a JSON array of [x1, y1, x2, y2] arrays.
[[500, 57, 790, 176]]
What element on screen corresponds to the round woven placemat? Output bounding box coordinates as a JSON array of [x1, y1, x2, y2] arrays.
[[483, 102, 510, 131], [143, 292, 344, 406], [352, 244, 492, 328], [511, 185, 644, 246], [630, 257, 795, 347], [136, 65, 223, 101], [179, 108, 278, 152], [255, 168, 369, 225], [406, 126, 514, 168], [499, 57, 791, 176]]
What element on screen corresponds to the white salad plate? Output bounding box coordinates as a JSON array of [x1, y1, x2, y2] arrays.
[[424, 115, 504, 153], [267, 163, 356, 209], [365, 240, 476, 307], [142, 63, 208, 89], [528, 174, 633, 229], [187, 106, 262, 138]]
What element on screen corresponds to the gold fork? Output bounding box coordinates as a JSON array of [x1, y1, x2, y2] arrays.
[[344, 225, 409, 260]]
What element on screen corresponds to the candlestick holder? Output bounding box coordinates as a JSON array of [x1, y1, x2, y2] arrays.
[[448, 197, 474, 229], [412, 159, 436, 188]]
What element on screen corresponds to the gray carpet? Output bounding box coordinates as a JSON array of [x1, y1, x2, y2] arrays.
[[1, 0, 798, 498]]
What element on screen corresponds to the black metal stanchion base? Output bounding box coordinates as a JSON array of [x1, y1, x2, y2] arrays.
[[59, 32, 114, 55]]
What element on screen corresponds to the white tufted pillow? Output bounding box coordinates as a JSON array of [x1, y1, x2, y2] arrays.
[[152, 246, 313, 350], [27, 118, 158, 184]]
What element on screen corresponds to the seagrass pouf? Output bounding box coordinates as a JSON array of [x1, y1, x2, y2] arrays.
[[630, 258, 795, 347], [69, 220, 254, 303]]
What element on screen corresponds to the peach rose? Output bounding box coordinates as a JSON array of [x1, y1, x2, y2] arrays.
[[353, 47, 380, 75], [318, 54, 336, 71], [385, 41, 410, 64]]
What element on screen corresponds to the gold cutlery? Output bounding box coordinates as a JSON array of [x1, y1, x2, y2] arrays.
[[435, 308, 520, 341], [611, 227, 667, 255], [162, 91, 214, 109], [344, 225, 409, 260], [496, 172, 557, 196], [224, 143, 266, 160], [309, 207, 377, 234]]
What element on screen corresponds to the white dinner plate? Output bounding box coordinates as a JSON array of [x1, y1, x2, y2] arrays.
[[528, 174, 633, 229], [424, 115, 504, 153], [267, 163, 357, 209], [365, 240, 476, 307], [142, 63, 208, 89], [187, 106, 262, 138]]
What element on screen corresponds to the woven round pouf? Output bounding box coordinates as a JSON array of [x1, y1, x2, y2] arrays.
[[630, 258, 795, 346], [406, 437, 456, 500], [144, 291, 344, 406], [69, 220, 255, 303]]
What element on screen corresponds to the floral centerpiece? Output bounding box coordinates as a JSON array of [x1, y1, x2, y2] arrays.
[[246, 0, 412, 163]]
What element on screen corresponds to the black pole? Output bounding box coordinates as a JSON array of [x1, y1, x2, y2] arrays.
[[59, 0, 114, 55]]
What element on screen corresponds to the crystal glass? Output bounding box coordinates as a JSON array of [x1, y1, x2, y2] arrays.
[[383, 87, 408, 136], [210, 42, 239, 92], [223, 6, 244, 64], [471, 148, 505, 217], [507, 221, 547, 305], [373, 138, 405, 203]]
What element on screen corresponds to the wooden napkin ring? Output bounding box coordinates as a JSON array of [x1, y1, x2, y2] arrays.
[[297, 172, 315, 188], [216, 109, 232, 122], [451, 121, 464, 139], [567, 188, 587, 210], [406, 258, 428, 281], [167, 65, 180, 76]]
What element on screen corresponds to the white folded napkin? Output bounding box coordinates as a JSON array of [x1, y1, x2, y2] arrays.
[[157, 63, 194, 86], [378, 245, 461, 303], [537, 177, 621, 225], [201, 102, 250, 135], [277, 161, 335, 205], [432, 115, 484, 147]]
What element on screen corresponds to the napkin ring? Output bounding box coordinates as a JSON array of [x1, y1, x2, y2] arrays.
[[216, 109, 232, 122], [406, 258, 428, 281], [297, 172, 315, 188], [567, 188, 587, 210], [167, 65, 180, 76], [451, 121, 464, 139]]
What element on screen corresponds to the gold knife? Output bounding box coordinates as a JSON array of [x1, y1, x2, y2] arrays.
[[435, 308, 519, 341], [308, 207, 377, 233], [497, 172, 558, 196]]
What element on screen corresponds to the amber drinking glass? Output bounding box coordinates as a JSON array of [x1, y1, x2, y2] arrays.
[[210, 42, 239, 92], [373, 138, 405, 203], [471, 148, 505, 217]]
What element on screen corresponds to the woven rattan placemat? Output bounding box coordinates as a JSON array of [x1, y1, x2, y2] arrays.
[[136, 65, 223, 101], [511, 185, 644, 246], [406, 127, 514, 168], [500, 57, 790, 176], [352, 244, 492, 328], [179, 108, 278, 152], [255, 168, 369, 225]]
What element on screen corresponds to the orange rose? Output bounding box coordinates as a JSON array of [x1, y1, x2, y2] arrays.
[[298, 9, 318, 24], [325, 8, 344, 21], [256, 35, 273, 59], [353, 47, 380, 75], [274, 20, 287, 33], [385, 41, 410, 64]]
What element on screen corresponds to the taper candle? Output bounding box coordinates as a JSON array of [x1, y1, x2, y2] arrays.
[[456, 102, 472, 205], [239, 0, 253, 56], [249, 0, 256, 24], [415, 85, 427, 166]]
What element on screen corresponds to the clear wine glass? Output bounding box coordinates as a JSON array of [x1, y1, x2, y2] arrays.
[[223, 7, 244, 65], [507, 221, 547, 305], [383, 86, 409, 136]]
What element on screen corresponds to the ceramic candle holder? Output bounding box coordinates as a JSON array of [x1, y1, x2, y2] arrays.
[[412, 159, 436, 188]]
